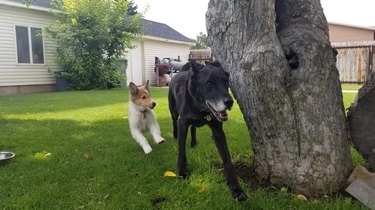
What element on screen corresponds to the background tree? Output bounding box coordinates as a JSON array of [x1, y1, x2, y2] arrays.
[[47, 0, 142, 90], [191, 32, 209, 49], [126, 0, 138, 15], [206, 0, 352, 196]]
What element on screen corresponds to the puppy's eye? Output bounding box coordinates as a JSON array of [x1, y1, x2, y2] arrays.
[[142, 96, 147, 99]]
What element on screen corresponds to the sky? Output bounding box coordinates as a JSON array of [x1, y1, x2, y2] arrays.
[[132, 0, 375, 39]]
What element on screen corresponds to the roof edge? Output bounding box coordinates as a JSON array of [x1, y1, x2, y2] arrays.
[[140, 35, 194, 45], [0, 1, 59, 13], [329, 21, 375, 31]]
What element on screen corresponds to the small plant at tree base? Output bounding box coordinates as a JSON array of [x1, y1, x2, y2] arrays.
[[47, 0, 142, 90]]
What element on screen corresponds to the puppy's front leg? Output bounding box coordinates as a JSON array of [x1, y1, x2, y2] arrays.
[[209, 120, 247, 201], [130, 128, 152, 154], [148, 114, 165, 144], [177, 118, 189, 178]]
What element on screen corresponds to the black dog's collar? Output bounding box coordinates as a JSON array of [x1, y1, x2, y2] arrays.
[[205, 114, 213, 121]]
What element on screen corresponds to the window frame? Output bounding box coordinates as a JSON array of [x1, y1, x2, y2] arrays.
[[14, 25, 46, 65]]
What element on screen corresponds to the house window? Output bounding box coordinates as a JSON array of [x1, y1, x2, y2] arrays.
[[15, 26, 44, 64]]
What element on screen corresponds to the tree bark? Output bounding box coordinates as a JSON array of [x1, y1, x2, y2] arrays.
[[206, 0, 352, 196]]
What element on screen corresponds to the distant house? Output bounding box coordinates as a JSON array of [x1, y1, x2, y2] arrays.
[[328, 22, 375, 83], [0, 0, 193, 95], [328, 22, 375, 42], [126, 19, 193, 86], [0, 0, 61, 95]]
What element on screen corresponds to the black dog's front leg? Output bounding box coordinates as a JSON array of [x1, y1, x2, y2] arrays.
[[209, 121, 247, 201], [177, 118, 189, 178], [190, 126, 197, 148]]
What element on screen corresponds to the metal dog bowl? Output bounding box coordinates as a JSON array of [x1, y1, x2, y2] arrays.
[[0, 151, 15, 165]]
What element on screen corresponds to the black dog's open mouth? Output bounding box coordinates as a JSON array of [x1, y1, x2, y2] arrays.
[[206, 102, 229, 122]]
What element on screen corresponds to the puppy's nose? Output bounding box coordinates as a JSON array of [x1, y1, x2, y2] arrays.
[[151, 102, 156, 108], [224, 98, 233, 108]]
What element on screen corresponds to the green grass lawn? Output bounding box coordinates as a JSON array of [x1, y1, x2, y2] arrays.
[[0, 88, 367, 209], [341, 83, 362, 91]]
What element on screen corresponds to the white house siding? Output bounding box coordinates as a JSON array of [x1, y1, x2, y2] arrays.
[[0, 5, 61, 89], [125, 41, 144, 86], [126, 38, 190, 86], [143, 39, 190, 86]]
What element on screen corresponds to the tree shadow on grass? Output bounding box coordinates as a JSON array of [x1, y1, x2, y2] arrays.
[[0, 89, 129, 115]]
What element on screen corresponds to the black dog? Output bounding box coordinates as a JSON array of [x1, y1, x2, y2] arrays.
[[168, 60, 247, 201]]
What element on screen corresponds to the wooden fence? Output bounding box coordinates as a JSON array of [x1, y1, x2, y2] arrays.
[[190, 42, 375, 83], [333, 41, 375, 83], [189, 49, 213, 64]]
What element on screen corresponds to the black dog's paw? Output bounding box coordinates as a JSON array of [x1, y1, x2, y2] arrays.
[[232, 189, 247, 202], [178, 171, 188, 179], [190, 141, 197, 148]]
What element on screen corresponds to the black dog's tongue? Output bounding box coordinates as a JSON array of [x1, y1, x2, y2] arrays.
[[215, 110, 228, 122]]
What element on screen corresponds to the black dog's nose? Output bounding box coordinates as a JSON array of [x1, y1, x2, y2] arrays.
[[151, 102, 156, 108], [224, 98, 233, 108]]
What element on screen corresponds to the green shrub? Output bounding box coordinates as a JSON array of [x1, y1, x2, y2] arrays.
[[47, 0, 142, 90]]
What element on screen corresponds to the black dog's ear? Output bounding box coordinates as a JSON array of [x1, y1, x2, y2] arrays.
[[209, 60, 222, 68], [189, 61, 200, 76], [129, 82, 138, 95], [207, 60, 229, 78], [224, 71, 230, 79], [181, 61, 192, 72]]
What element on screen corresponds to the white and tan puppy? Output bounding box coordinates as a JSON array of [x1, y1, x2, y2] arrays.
[[128, 80, 165, 154]]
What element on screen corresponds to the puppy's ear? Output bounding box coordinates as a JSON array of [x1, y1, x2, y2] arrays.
[[145, 80, 149, 90], [129, 82, 138, 95]]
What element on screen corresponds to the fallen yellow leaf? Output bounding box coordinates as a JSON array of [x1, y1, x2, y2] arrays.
[[83, 153, 90, 160], [296, 194, 308, 201], [198, 186, 205, 193], [164, 171, 177, 177]]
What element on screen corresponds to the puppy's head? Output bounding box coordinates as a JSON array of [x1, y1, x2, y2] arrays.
[[129, 80, 156, 110]]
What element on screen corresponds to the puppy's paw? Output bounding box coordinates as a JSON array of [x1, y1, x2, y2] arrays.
[[155, 137, 165, 144], [142, 144, 152, 154]]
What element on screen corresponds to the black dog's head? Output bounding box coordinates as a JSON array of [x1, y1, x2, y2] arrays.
[[187, 60, 233, 122]]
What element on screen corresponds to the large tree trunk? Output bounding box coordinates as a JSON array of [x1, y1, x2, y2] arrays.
[[206, 0, 352, 196]]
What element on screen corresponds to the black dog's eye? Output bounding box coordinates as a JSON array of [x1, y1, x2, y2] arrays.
[[207, 81, 213, 87]]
